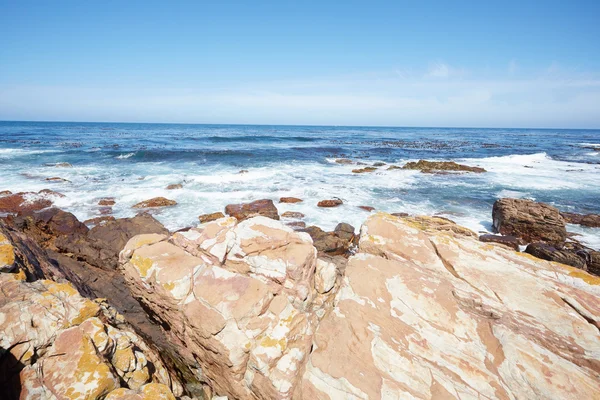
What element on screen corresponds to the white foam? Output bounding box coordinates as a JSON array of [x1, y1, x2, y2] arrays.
[[116, 152, 135, 159]]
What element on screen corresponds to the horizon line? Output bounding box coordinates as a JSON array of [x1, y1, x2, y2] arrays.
[[0, 119, 598, 131]]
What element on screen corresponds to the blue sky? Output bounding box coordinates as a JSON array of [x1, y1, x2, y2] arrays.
[[1, 1, 599, 128]]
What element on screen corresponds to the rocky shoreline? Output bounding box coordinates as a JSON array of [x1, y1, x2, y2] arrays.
[[1, 178, 600, 399]]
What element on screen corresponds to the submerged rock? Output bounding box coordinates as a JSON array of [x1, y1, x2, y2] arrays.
[[561, 211, 600, 228], [225, 199, 279, 221], [45, 176, 71, 182], [281, 211, 305, 219], [402, 159, 486, 173], [132, 197, 177, 208], [492, 198, 567, 245], [279, 197, 303, 203], [317, 199, 343, 207], [99, 197, 116, 206]]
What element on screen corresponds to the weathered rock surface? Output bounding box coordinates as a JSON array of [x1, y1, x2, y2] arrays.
[[0, 272, 180, 399], [56, 213, 168, 270], [525, 242, 587, 270], [0, 191, 59, 214], [199, 211, 225, 224], [492, 198, 567, 245], [132, 197, 177, 208], [317, 199, 343, 207], [166, 183, 183, 190], [85, 215, 117, 226], [225, 199, 279, 221], [121, 216, 335, 399], [301, 213, 600, 399], [352, 167, 377, 173], [358, 205, 375, 212], [402, 160, 486, 173], [334, 158, 353, 164], [300, 224, 355, 256], [119, 212, 600, 399], [279, 197, 303, 203], [561, 211, 600, 228], [479, 233, 521, 251], [99, 197, 116, 206], [281, 211, 305, 219]]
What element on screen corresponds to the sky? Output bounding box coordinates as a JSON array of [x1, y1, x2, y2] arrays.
[[1, 1, 599, 128]]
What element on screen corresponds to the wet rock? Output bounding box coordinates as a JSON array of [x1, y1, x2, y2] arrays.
[[45, 162, 73, 168], [99, 197, 116, 206], [238, 169, 248, 174], [38, 188, 66, 198], [0, 190, 12, 196], [561, 212, 600, 228], [358, 205, 375, 212], [352, 167, 377, 173], [300, 225, 354, 256], [373, 162, 386, 167], [387, 165, 402, 170], [0, 192, 54, 214], [225, 199, 279, 221], [334, 158, 353, 164], [281, 211, 305, 219], [56, 213, 168, 270], [391, 212, 409, 217], [132, 197, 177, 208], [317, 199, 343, 207], [479, 234, 520, 251], [199, 212, 225, 224], [286, 221, 306, 229], [525, 242, 587, 270], [279, 197, 303, 203], [334, 222, 355, 242], [402, 160, 486, 173], [84, 216, 117, 226], [45, 176, 71, 182], [166, 183, 183, 190], [492, 198, 566, 245]]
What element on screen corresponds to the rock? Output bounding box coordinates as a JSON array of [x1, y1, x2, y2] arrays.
[[38, 188, 66, 197], [56, 213, 168, 270], [300, 225, 354, 256], [314, 258, 339, 294], [0, 190, 13, 196], [492, 198, 567, 245], [225, 199, 279, 221], [286, 221, 306, 229], [352, 167, 377, 173], [45, 176, 71, 182], [387, 165, 401, 170], [132, 197, 177, 208], [281, 211, 305, 219], [166, 183, 183, 190], [0, 192, 53, 214], [561, 212, 600, 228], [301, 212, 600, 399], [279, 197, 303, 203], [99, 197, 116, 206], [238, 169, 248, 174], [334, 222, 355, 242], [45, 162, 73, 167], [85, 216, 117, 226], [400, 215, 477, 238], [479, 234, 521, 251], [525, 242, 587, 269], [120, 216, 324, 399], [402, 160, 486, 173], [0, 231, 15, 272], [199, 212, 225, 224], [0, 273, 180, 399], [334, 158, 353, 164], [317, 199, 343, 208], [373, 162, 386, 167], [391, 212, 409, 217], [358, 205, 375, 212]]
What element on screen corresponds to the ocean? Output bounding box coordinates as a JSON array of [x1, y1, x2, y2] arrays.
[[1, 121, 599, 249]]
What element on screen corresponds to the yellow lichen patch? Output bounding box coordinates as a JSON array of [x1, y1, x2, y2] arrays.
[[14, 269, 26, 281], [131, 253, 155, 278], [112, 346, 135, 372], [70, 299, 101, 326], [129, 367, 151, 389], [0, 242, 15, 268], [140, 383, 176, 400], [569, 270, 600, 286], [104, 388, 130, 400], [260, 336, 286, 350], [46, 281, 79, 297], [162, 281, 175, 291]]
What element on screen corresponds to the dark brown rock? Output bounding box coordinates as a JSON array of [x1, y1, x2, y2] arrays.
[[281, 211, 305, 219], [387, 165, 402, 170], [525, 242, 587, 270], [492, 198, 566, 245], [225, 199, 279, 221], [402, 160, 486, 173], [479, 234, 520, 251], [199, 212, 225, 223], [560, 212, 600, 228], [335, 158, 353, 164], [358, 206, 375, 212], [45, 177, 71, 182], [132, 197, 177, 208], [55, 213, 168, 270], [38, 189, 65, 198], [0, 192, 53, 214], [286, 221, 306, 229], [352, 167, 377, 173], [317, 199, 343, 208], [98, 198, 116, 206], [84, 216, 116, 226], [392, 212, 409, 217], [373, 162, 386, 167], [300, 223, 355, 256], [279, 197, 303, 203], [166, 183, 183, 190]]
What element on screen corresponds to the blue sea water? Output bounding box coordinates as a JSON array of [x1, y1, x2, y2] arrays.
[[1, 121, 599, 248]]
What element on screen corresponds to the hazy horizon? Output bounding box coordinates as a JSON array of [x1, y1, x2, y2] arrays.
[[1, 1, 599, 129]]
